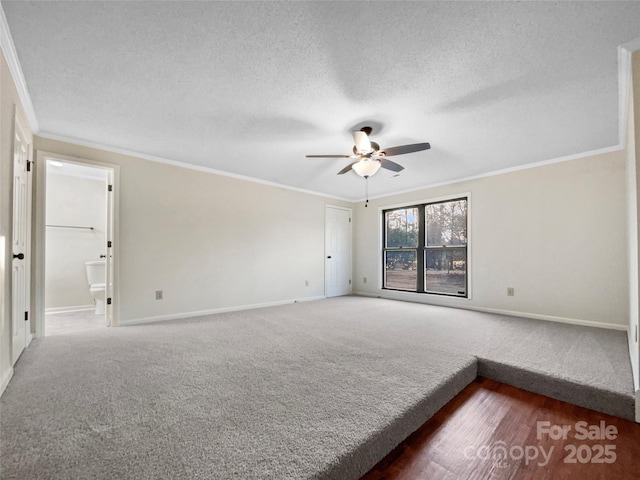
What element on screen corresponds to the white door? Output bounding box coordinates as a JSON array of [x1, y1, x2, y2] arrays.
[[325, 206, 352, 297], [12, 115, 31, 363]]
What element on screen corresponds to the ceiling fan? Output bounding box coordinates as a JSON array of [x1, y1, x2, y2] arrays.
[[306, 126, 431, 178]]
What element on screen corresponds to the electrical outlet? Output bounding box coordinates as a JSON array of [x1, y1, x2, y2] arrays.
[[507, 287, 515, 296], [363, 277, 367, 284], [305, 280, 309, 287], [155, 290, 163, 300]]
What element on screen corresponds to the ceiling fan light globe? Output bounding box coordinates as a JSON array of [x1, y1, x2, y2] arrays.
[[352, 159, 381, 177]]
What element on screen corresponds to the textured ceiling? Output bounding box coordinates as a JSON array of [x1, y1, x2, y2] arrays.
[[4, 1, 640, 200]]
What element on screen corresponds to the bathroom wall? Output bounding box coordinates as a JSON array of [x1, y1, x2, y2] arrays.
[[45, 167, 107, 310]]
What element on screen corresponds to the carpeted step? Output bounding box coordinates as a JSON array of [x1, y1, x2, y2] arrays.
[[478, 358, 635, 420]]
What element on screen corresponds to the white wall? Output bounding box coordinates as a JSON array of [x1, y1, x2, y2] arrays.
[[35, 137, 352, 324], [36, 135, 631, 330], [354, 150, 629, 329], [45, 170, 106, 309]]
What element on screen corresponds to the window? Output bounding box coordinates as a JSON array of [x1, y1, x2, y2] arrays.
[[383, 208, 419, 290], [383, 197, 468, 297]]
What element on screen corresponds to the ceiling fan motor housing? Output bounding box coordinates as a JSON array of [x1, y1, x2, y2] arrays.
[[352, 142, 380, 156]]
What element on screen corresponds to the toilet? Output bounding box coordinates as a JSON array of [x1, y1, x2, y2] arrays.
[[85, 260, 106, 315]]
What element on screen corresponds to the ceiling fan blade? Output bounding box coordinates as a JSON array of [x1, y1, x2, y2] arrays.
[[306, 154, 352, 158], [337, 162, 357, 175], [380, 142, 431, 157], [353, 131, 372, 154], [378, 158, 405, 172]]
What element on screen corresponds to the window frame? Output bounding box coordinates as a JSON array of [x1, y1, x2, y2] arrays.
[[381, 195, 469, 298], [382, 205, 423, 291]]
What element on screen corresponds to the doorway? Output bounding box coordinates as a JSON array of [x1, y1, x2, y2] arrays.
[[325, 205, 352, 297], [34, 153, 118, 337]]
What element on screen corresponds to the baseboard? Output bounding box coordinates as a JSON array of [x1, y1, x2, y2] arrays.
[[45, 305, 94, 314], [1, 367, 14, 397], [352, 291, 627, 331], [119, 295, 327, 326], [465, 306, 627, 331]]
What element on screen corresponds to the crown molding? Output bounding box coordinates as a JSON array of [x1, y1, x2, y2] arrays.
[[38, 131, 625, 207], [618, 46, 632, 149], [36, 131, 353, 202], [357, 144, 624, 204], [0, 2, 39, 132], [618, 37, 640, 148]]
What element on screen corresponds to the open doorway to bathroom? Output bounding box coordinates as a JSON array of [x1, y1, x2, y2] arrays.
[[42, 159, 115, 336]]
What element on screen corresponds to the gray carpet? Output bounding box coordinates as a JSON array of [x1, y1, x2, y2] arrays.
[[0, 296, 634, 479]]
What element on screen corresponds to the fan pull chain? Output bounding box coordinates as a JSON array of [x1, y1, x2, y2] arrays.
[[365, 176, 369, 208]]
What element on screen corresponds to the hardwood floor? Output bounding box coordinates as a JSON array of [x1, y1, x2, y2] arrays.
[[361, 377, 640, 480]]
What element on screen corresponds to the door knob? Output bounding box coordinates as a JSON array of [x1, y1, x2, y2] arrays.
[[13, 253, 24, 260]]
